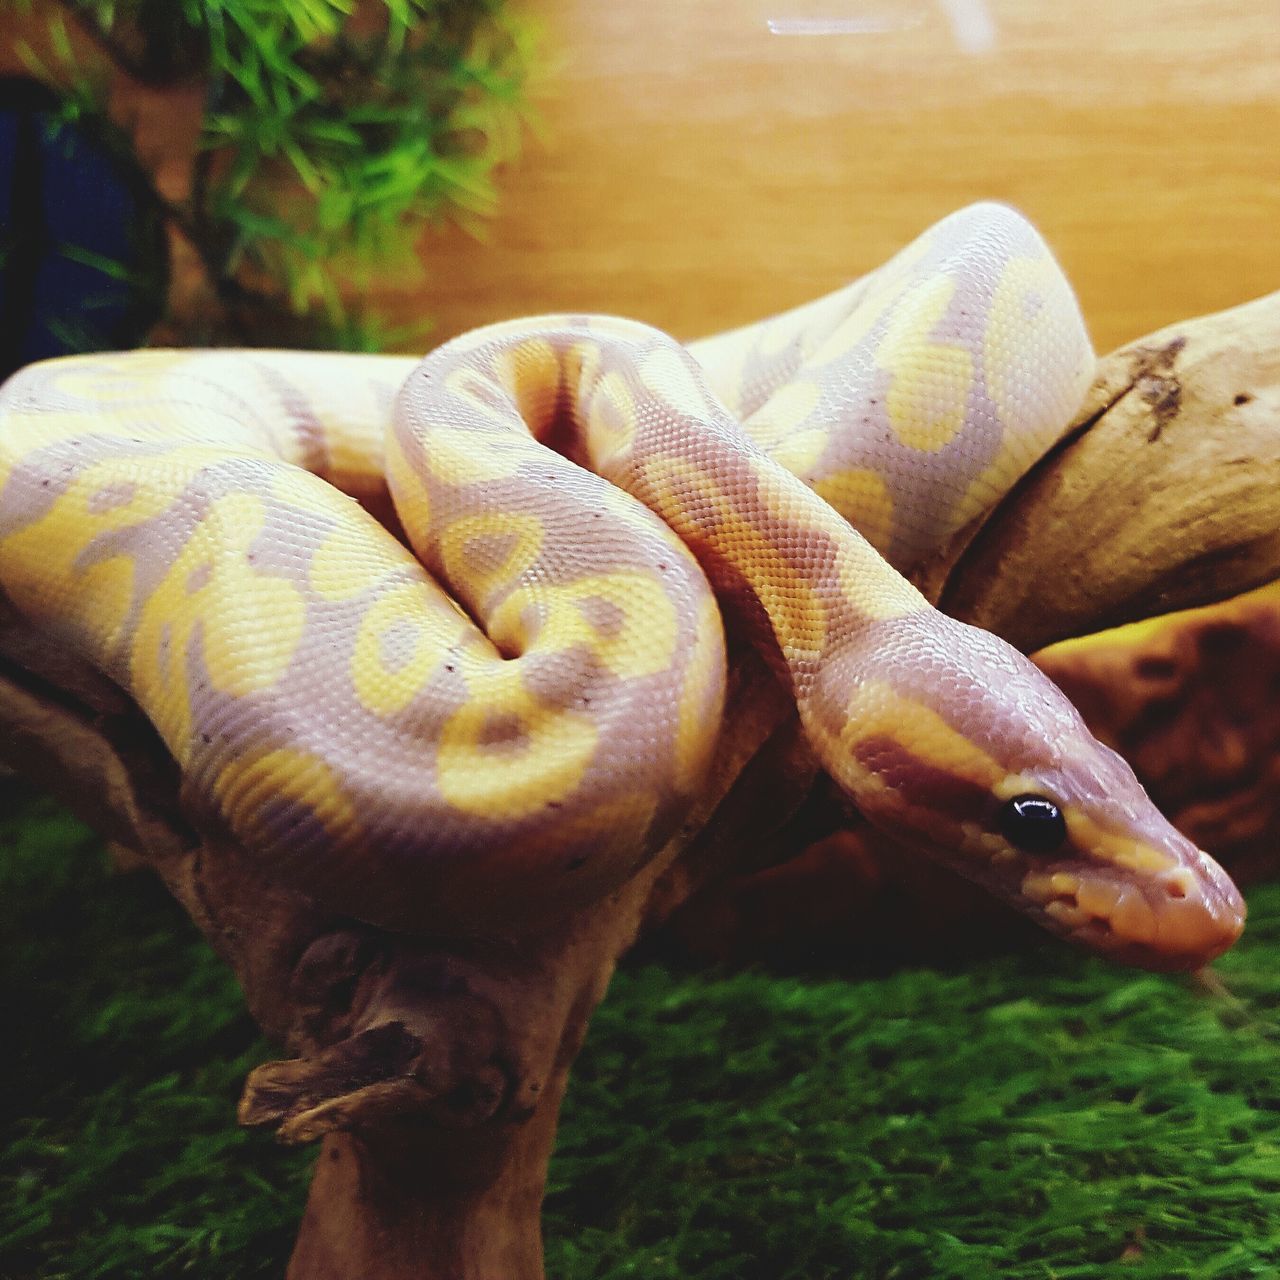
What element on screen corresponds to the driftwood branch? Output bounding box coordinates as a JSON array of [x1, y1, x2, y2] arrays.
[[2, 291, 1279, 1277], [0, 629, 804, 1277], [924, 290, 1280, 651]]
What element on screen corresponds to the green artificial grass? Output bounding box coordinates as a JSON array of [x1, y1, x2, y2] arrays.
[[4, 784, 1280, 1279]]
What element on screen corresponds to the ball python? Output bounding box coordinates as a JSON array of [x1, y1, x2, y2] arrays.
[[0, 202, 1245, 966]]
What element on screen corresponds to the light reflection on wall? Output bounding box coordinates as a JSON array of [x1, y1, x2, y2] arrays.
[[766, 1, 997, 53]]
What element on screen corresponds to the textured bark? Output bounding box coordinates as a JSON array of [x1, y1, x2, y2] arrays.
[[3, 292, 1279, 1276], [923, 290, 1280, 651], [1037, 585, 1280, 887]]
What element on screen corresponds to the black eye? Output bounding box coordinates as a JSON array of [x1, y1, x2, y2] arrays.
[[999, 794, 1068, 855]]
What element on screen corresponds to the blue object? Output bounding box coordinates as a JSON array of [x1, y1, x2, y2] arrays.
[[0, 77, 167, 380]]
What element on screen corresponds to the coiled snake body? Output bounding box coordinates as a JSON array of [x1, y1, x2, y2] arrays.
[[0, 204, 1244, 965]]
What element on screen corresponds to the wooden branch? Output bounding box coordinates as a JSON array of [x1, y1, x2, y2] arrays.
[[3, 291, 1278, 1276], [0, 618, 803, 1278], [1035, 584, 1280, 887], [923, 290, 1280, 652]]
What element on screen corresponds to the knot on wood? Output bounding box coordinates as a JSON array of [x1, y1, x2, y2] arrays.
[[240, 934, 521, 1144]]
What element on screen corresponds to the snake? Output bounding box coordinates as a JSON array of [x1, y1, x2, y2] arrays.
[[0, 202, 1245, 967]]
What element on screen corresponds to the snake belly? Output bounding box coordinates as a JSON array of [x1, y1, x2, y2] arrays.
[[0, 203, 1246, 961]]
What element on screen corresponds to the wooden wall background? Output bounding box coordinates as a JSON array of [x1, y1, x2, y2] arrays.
[[412, 0, 1280, 355], [4, 0, 1279, 355]]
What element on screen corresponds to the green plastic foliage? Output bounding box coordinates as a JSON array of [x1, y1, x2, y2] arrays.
[[21, 1, 539, 345], [4, 784, 1280, 1279]]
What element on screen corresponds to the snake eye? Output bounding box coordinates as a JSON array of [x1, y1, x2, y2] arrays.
[[999, 794, 1068, 855]]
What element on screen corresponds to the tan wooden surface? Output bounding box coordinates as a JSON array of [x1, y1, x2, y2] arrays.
[[406, 0, 1280, 355], [3, 1, 1278, 354]]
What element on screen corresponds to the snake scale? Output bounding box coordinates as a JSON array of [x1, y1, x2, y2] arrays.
[[0, 203, 1245, 966]]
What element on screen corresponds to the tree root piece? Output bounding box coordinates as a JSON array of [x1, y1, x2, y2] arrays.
[[926, 290, 1280, 651], [3, 292, 1279, 1276]]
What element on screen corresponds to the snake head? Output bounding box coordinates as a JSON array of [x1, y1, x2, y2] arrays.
[[822, 613, 1246, 971], [987, 751, 1245, 972]]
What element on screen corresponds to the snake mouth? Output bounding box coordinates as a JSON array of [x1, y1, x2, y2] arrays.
[[1022, 855, 1246, 972]]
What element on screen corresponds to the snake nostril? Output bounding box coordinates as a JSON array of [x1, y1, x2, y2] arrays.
[[1161, 870, 1194, 901]]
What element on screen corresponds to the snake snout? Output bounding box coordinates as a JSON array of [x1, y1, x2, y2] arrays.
[[1024, 847, 1245, 972], [1148, 850, 1247, 965]]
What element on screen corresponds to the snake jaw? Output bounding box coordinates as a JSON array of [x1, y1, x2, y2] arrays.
[[1021, 851, 1245, 972]]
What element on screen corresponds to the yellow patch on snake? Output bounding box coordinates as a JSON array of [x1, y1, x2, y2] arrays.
[[983, 254, 1069, 425], [948, 429, 1043, 544], [634, 453, 723, 526], [641, 452, 829, 660], [565, 337, 604, 417], [806, 296, 888, 370], [131, 493, 305, 751], [351, 581, 457, 717], [567, 793, 659, 858], [1057, 809, 1178, 875], [637, 344, 714, 416], [755, 310, 808, 359], [0, 410, 148, 456], [673, 589, 727, 793], [514, 790, 662, 868], [436, 666, 597, 819], [767, 426, 829, 480], [687, 327, 751, 417], [494, 337, 560, 426], [319, 412, 389, 496], [46, 352, 192, 406], [962, 241, 1090, 527], [879, 274, 973, 453], [743, 380, 821, 457], [383, 427, 433, 533], [131, 620, 192, 752], [812, 467, 895, 553], [835, 679, 1003, 792], [487, 570, 680, 679], [588, 474, 687, 547], [418, 420, 525, 486], [212, 745, 358, 849], [202, 575, 304, 699], [309, 522, 400, 602], [38, 359, 277, 454], [66, 555, 137, 656], [585, 370, 638, 464], [802, 228, 939, 373], [834, 546, 927, 624], [437, 511, 544, 610], [0, 459, 177, 629]]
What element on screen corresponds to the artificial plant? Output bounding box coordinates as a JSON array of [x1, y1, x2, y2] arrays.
[[12, 0, 540, 348]]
